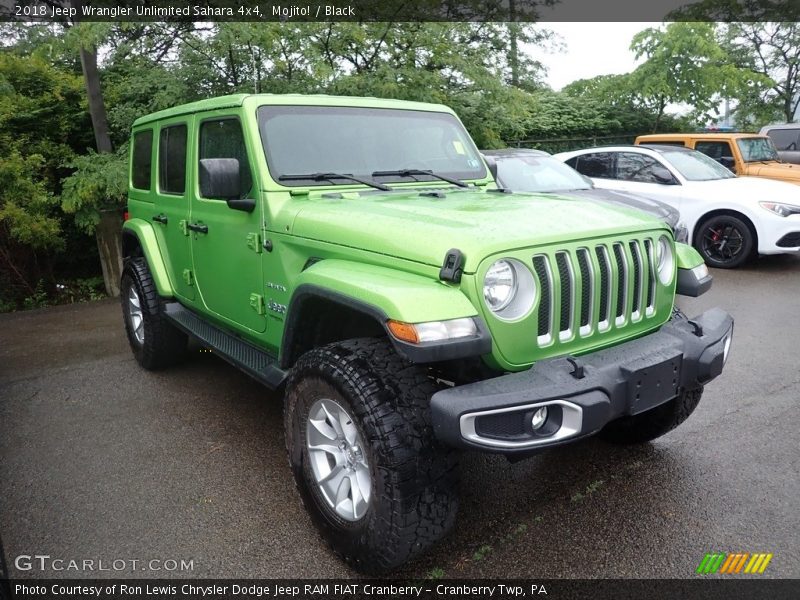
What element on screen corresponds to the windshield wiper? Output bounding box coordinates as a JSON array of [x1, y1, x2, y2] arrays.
[[371, 168, 469, 188], [278, 172, 391, 191]]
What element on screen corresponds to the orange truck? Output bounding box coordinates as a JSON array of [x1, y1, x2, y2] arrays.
[[635, 132, 800, 184]]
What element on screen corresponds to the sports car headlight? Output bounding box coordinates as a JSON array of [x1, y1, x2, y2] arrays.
[[483, 259, 536, 320], [759, 201, 800, 217], [655, 235, 675, 285]]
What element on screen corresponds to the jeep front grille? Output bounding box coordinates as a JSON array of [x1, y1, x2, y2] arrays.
[[533, 238, 658, 346]]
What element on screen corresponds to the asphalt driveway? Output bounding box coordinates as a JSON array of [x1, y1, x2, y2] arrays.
[[1, 255, 799, 579]]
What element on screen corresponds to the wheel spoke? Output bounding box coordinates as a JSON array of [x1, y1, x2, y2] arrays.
[[320, 401, 344, 438], [308, 416, 338, 443]]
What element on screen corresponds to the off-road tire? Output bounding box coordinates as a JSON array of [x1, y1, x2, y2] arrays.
[[284, 337, 459, 574], [120, 257, 187, 370]]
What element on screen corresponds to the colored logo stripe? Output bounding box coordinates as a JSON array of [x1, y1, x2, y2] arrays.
[[697, 552, 773, 574]]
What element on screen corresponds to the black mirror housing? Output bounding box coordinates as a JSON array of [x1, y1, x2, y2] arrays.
[[199, 158, 242, 200], [652, 167, 676, 185]]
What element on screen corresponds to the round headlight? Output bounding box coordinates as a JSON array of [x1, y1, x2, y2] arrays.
[[483, 259, 536, 320], [483, 260, 517, 312], [656, 235, 675, 285]]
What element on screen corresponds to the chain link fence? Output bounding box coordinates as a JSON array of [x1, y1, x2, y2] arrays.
[[507, 133, 639, 154]]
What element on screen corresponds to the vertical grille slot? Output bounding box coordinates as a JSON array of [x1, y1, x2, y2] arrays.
[[532, 255, 553, 343], [576, 248, 593, 333], [555, 251, 574, 340], [644, 239, 656, 314], [629, 240, 643, 320], [595, 245, 612, 330], [612, 243, 628, 324]]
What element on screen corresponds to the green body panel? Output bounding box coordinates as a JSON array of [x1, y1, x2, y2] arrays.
[[675, 242, 705, 270], [127, 93, 685, 372], [122, 217, 174, 297], [294, 259, 479, 321]]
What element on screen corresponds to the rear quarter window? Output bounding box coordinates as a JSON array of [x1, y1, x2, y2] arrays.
[[132, 129, 154, 190]]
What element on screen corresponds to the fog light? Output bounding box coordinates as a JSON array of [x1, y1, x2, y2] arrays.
[[723, 335, 732, 364], [531, 406, 549, 431]]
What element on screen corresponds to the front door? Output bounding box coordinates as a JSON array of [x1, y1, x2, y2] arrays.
[[189, 113, 266, 334]]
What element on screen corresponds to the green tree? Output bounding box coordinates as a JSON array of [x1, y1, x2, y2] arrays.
[[629, 22, 761, 130]]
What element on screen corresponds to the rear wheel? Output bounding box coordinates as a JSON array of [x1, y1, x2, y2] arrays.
[[284, 338, 458, 574], [121, 257, 187, 369], [695, 214, 754, 269]]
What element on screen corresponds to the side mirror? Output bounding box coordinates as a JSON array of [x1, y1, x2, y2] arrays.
[[719, 156, 736, 172], [199, 158, 254, 213], [652, 166, 676, 185]]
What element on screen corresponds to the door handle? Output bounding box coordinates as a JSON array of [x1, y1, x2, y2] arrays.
[[152, 214, 168, 225], [186, 223, 208, 234]]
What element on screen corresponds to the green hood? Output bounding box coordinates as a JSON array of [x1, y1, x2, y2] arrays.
[[291, 188, 665, 273]]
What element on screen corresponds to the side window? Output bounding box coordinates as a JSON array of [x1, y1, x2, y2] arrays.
[[199, 118, 252, 199], [695, 141, 734, 161], [131, 129, 153, 190], [159, 124, 188, 195], [767, 128, 800, 151], [573, 153, 614, 179], [616, 152, 667, 183]]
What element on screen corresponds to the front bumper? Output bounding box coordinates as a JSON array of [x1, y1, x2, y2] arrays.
[[430, 308, 733, 454]]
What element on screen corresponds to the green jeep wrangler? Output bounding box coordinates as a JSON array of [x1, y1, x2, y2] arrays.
[[121, 94, 733, 573]]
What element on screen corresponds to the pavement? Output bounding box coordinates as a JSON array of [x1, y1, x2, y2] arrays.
[[1, 254, 799, 580]]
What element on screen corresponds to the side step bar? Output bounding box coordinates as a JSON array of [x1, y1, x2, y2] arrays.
[[163, 303, 286, 389]]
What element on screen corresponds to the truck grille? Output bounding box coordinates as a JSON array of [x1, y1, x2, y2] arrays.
[[533, 238, 657, 346]]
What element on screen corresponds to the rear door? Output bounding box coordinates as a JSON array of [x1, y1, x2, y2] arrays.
[[189, 113, 266, 334], [153, 118, 195, 301]]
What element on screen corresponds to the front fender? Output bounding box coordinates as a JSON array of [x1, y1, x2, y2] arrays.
[[675, 242, 705, 269], [122, 219, 174, 298], [284, 260, 490, 364], [292, 259, 479, 323]]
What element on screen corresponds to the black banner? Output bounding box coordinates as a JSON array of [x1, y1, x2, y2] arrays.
[[3, 579, 800, 600], [2, 0, 799, 23]]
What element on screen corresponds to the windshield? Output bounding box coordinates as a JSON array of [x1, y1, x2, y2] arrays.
[[737, 137, 780, 162], [257, 105, 486, 186], [495, 154, 591, 192], [662, 150, 736, 181]]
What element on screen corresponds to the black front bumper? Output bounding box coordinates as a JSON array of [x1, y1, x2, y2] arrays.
[[430, 308, 733, 454]]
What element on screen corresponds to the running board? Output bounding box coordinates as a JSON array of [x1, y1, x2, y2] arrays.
[[164, 303, 286, 389]]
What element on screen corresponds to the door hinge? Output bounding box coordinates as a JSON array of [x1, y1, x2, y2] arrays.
[[246, 232, 262, 254], [249, 293, 266, 315], [179, 219, 189, 236], [182, 269, 194, 286]]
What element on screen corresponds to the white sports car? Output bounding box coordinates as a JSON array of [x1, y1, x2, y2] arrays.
[[555, 145, 800, 268]]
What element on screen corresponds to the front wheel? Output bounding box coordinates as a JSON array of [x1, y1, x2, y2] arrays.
[[695, 214, 754, 269], [284, 338, 459, 574]]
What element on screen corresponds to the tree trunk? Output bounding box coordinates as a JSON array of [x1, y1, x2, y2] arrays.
[[79, 46, 113, 154], [96, 209, 123, 297], [508, 0, 519, 87], [72, 3, 121, 297]]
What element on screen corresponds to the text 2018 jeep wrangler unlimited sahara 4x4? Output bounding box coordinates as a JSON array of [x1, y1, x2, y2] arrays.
[[121, 94, 733, 574]]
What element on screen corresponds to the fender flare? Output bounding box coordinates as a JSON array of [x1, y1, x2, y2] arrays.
[[122, 219, 174, 298], [280, 260, 490, 366]]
